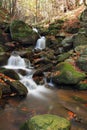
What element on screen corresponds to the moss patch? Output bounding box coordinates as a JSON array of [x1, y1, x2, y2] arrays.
[[20, 114, 71, 130], [53, 62, 86, 84]]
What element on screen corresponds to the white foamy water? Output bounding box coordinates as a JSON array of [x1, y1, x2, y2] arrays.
[[4, 51, 52, 98], [35, 36, 46, 50], [8, 55, 26, 68]]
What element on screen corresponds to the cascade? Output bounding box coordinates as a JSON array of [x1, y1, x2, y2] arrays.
[[32, 27, 46, 50], [43, 72, 54, 87], [4, 51, 37, 90], [4, 51, 52, 98], [35, 36, 46, 50]]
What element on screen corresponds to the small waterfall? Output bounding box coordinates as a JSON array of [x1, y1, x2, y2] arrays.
[[8, 55, 26, 68], [4, 51, 52, 98], [7, 51, 26, 68], [48, 77, 54, 87], [43, 72, 54, 87], [4, 51, 37, 90], [32, 27, 41, 38], [35, 36, 46, 50]]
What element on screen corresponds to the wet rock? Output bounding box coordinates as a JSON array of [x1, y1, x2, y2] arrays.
[[5, 80, 28, 96], [56, 52, 71, 63], [0, 68, 20, 80], [10, 20, 39, 46], [0, 73, 28, 97], [53, 62, 86, 85], [20, 114, 71, 130], [0, 84, 11, 96], [73, 31, 87, 48], [76, 55, 87, 72], [61, 36, 73, 52], [76, 81, 87, 90], [34, 64, 53, 76]]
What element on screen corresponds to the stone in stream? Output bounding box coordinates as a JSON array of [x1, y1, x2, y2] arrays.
[[20, 114, 71, 130]]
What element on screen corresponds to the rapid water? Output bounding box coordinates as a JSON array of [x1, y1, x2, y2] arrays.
[[35, 36, 46, 50], [1, 51, 87, 130], [4, 51, 52, 97]]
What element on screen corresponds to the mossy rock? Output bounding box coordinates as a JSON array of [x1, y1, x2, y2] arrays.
[[74, 45, 87, 54], [20, 114, 71, 130], [53, 62, 86, 85], [6, 80, 28, 96], [76, 55, 87, 72], [0, 84, 11, 95], [10, 20, 39, 45], [0, 68, 20, 80], [73, 33, 87, 48], [57, 52, 71, 63]]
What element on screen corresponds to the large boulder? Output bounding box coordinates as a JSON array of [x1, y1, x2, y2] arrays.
[[53, 62, 86, 85], [6, 80, 28, 96], [20, 114, 71, 130], [0, 73, 28, 97], [0, 68, 20, 80], [10, 20, 39, 46]]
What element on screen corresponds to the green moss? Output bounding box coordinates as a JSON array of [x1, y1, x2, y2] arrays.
[[20, 114, 71, 130], [55, 62, 86, 84], [10, 20, 34, 39], [57, 52, 71, 62], [76, 82, 87, 90]]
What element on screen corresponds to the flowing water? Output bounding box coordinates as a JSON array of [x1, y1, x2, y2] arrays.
[[35, 36, 46, 50], [0, 52, 87, 130]]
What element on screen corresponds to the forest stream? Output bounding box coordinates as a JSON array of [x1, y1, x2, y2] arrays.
[[0, 88, 87, 130], [0, 4, 87, 130]]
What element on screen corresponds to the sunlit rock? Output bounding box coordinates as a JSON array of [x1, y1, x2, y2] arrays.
[[53, 62, 86, 85], [20, 114, 71, 130]]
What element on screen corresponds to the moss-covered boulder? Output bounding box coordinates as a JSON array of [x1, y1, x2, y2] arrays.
[[57, 52, 71, 63], [20, 114, 71, 130], [0, 68, 20, 80], [6, 80, 28, 96], [10, 20, 39, 46], [53, 62, 86, 85]]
